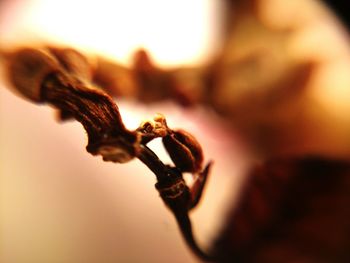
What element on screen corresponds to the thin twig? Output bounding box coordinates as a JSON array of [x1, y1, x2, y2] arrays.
[[3, 47, 216, 261]]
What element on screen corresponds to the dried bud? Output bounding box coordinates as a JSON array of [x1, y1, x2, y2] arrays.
[[93, 56, 137, 97], [162, 129, 204, 173], [48, 47, 92, 81], [138, 113, 168, 138], [5, 48, 60, 102]]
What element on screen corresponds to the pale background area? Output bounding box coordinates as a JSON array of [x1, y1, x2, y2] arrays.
[[0, 1, 248, 263]]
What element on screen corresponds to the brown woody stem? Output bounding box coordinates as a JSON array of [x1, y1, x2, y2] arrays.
[[137, 144, 173, 181], [39, 69, 214, 261], [41, 72, 139, 159]]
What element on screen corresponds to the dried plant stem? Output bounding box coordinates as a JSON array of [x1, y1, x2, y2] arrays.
[[4, 47, 215, 261], [42, 72, 138, 159], [42, 72, 215, 261]]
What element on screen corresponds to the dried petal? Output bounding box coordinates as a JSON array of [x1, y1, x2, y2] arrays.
[[5, 48, 60, 102], [48, 47, 92, 81], [162, 129, 204, 173]]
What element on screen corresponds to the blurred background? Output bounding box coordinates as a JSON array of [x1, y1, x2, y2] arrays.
[[0, 1, 247, 263], [1, 0, 350, 262]]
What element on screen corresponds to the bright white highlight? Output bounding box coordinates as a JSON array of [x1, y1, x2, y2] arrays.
[[11, 0, 219, 66]]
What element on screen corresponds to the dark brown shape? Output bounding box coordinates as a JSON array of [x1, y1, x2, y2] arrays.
[[4, 46, 215, 261], [163, 129, 204, 173], [213, 158, 350, 263]]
